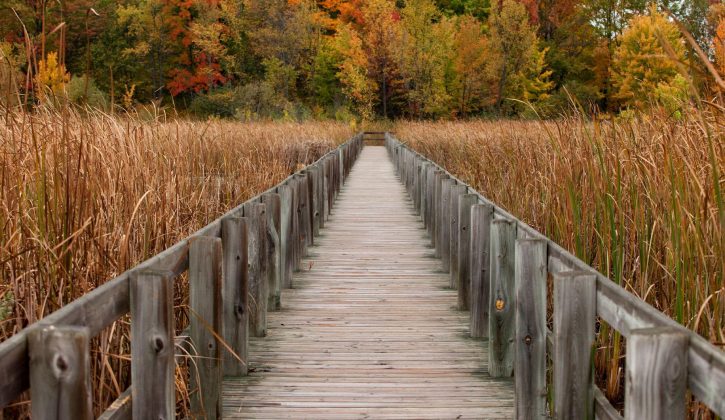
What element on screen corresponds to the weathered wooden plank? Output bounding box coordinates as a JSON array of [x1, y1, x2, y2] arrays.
[[297, 173, 312, 251], [456, 194, 478, 310], [553, 271, 596, 420], [307, 167, 321, 237], [277, 184, 294, 289], [190, 236, 224, 419], [432, 171, 448, 254], [130, 270, 175, 419], [488, 219, 516, 377], [98, 386, 132, 420], [449, 184, 467, 288], [221, 217, 249, 376], [625, 328, 688, 420], [243, 203, 268, 337], [514, 239, 547, 420], [262, 193, 282, 311], [593, 386, 622, 420], [440, 179, 456, 272], [28, 325, 92, 420], [470, 204, 494, 339]]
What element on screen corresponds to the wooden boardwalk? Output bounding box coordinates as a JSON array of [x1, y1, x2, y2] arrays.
[[222, 146, 514, 419]]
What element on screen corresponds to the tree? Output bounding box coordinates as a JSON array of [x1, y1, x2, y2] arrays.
[[487, 0, 552, 113], [398, 0, 454, 118], [611, 6, 688, 110], [451, 15, 489, 116], [331, 23, 376, 119], [360, 0, 402, 118]]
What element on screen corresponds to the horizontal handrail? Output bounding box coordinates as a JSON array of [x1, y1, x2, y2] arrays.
[[0, 133, 365, 415], [385, 133, 724, 417]]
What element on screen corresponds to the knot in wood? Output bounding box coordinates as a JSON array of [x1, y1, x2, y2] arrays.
[[152, 335, 165, 353], [54, 354, 69, 373], [524, 335, 532, 345], [495, 299, 505, 311]]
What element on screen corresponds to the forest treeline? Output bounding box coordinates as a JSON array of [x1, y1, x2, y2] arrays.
[[1, 0, 724, 120]]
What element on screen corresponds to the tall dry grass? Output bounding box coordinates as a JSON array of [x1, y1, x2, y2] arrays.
[[0, 107, 354, 416], [394, 110, 723, 416]]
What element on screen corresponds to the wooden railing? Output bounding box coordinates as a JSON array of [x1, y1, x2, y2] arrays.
[[0, 134, 364, 419], [386, 134, 724, 419]]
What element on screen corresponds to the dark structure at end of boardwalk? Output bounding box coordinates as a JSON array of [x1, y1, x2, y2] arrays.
[[0, 132, 722, 419]]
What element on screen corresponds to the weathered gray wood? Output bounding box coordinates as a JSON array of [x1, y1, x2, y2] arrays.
[[449, 184, 468, 288], [625, 328, 688, 420], [488, 219, 516, 377], [553, 271, 596, 420], [296, 174, 311, 255], [243, 203, 268, 337], [130, 270, 175, 419], [221, 217, 249, 376], [28, 325, 92, 420], [98, 386, 132, 420], [277, 184, 294, 289], [222, 144, 516, 419], [262, 193, 282, 311], [456, 194, 478, 310], [593, 386, 623, 420], [514, 239, 547, 420], [189, 236, 224, 419], [307, 167, 321, 237], [470, 204, 494, 338], [440, 179, 456, 272], [432, 172, 448, 254], [419, 163, 430, 223]]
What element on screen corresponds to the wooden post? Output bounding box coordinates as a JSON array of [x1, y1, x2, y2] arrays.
[[433, 172, 448, 254], [28, 325, 92, 420], [306, 168, 320, 239], [625, 328, 688, 420], [488, 219, 517, 377], [221, 217, 249, 376], [440, 179, 455, 272], [514, 239, 548, 420], [243, 203, 268, 337], [419, 163, 430, 223], [425, 167, 437, 234], [130, 270, 175, 418], [457, 194, 478, 310], [470, 204, 494, 338], [296, 174, 312, 254], [449, 184, 467, 288], [262, 193, 282, 311], [553, 271, 596, 420], [189, 236, 223, 419], [278, 184, 293, 289]]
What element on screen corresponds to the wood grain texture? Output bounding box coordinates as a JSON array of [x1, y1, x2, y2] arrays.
[[262, 193, 282, 311], [222, 146, 514, 419], [553, 271, 596, 420], [221, 217, 249, 376], [488, 219, 517, 377], [625, 328, 688, 420], [190, 236, 224, 419], [243, 203, 268, 338], [457, 194, 478, 310], [470, 204, 494, 339], [449, 184, 468, 289], [440, 178, 456, 272], [130, 270, 175, 418], [514, 239, 547, 420], [28, 325, 92, 420]]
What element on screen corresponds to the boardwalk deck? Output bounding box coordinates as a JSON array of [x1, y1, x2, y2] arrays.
[[222, 146, 515, 419]]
